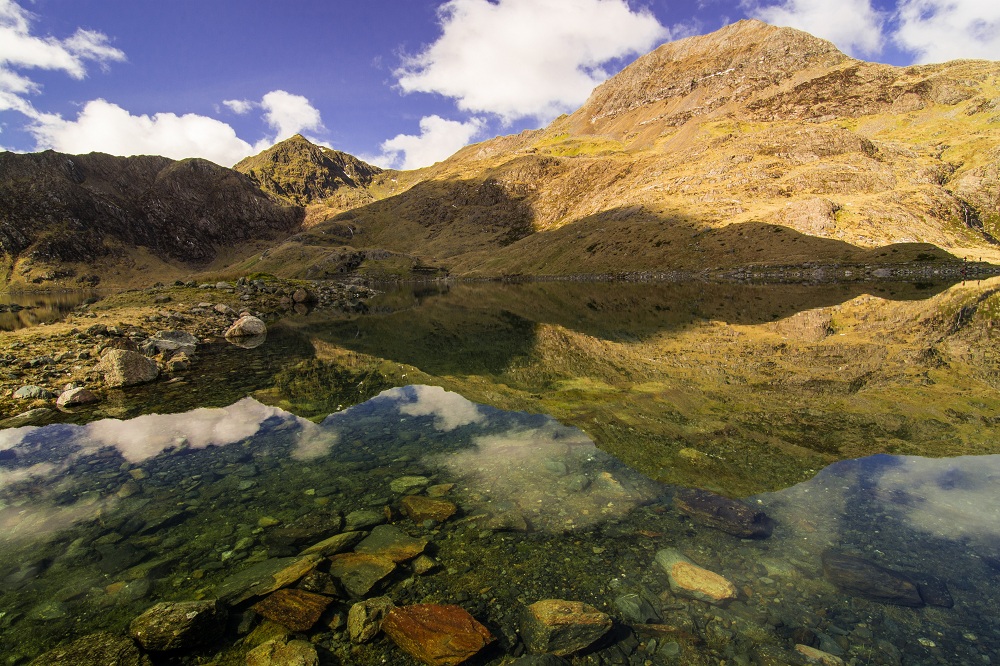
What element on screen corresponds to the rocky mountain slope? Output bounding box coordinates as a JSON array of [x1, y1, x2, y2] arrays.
[[248, 20, 1000, 279], [0, 151, 303, 288]]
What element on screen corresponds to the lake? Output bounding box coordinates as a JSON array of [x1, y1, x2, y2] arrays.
[[2, 278, 999, 665]]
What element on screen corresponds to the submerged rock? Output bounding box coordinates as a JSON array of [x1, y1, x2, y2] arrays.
[[348, 595, 396, 643], [246, 638, 319, 666], [128, 600, 225, 651], [355, 524, 428, 562], [520, 599, 613, 656], [329, 552, 396, 597], [390, 475, 431, 494], [252, 588, 332, 632], [401, 495, 458, 523], [654, 548, 737, 606], [0, 407, 52, 428], [796, 644, 846, 665], [821, 550, 924, 607], [383, 604, 493, 666], [673, 487, 774, 538], [28, 631, 149, 666], [97, 349, 159, 388]]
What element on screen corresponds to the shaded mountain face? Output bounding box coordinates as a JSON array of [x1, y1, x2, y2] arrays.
[[234, 134, 382, 209], [259, 20, 1000, 278], [0, 150, 303, 285]]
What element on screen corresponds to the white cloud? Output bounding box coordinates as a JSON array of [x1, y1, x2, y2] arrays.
[[260, 89, 323, 140], [29, 99, 258, 166], [749, 0, 885, 57], [375, 114, 484, 170], [396, 0, 668, 123], [0, 0, 124, 114], [223, 98, 255, 115], [893, 0, 1000, 63], [385, 385, 488, 431]]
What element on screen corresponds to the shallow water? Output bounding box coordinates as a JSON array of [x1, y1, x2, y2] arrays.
[[0, 291, 102, 331], [2, 279, 1000, 664]]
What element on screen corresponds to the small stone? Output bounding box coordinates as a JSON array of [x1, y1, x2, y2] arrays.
[[129, 600, 225, 651], [345, 509, 385, 530], [390, 475, 431, 494], [654, 548, 737, 606], [356, 524, 428, 562], [412, 555, 438, 575], [426, 483, 455, 497], [328, 552, 396, 597], [383, 604, 493, 666], [300, 531, 365, 557], [246, 638, 319, 666], [795, 644, 846, 665], [258, 516, 281, 528], [401, 496, 458, 523], [56, 387, 99, 407], [225, 315, 266, 338], [28, 631, 148, 666], [348, 596, 396, 643], [252, 588, 332, 632], [13, 385, 55, 399], [520, 599, 612, 656]]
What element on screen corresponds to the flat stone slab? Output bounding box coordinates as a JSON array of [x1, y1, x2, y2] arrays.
[[401, 495, 458, 523], [252, 588, 333, 632], [300, 530, 365, 556], [29, 632, 149, 666], [521, 599, 612, 656], [329, 552, 397, 597], [821, 550, 924, 607], [128, 600, 225, 651], [383, 604, 493, 666], [247, 638, 319, 666], [355, 524, 428, 562], [655, 548, 737, 606]]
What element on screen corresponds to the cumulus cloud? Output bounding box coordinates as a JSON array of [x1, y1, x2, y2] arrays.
[[27, 89, 325, 166], [748, 0, 885, 57], [373, 115, 484, 170], [0, 0, 125, 115], [385, 385, 487, 431], [29, 99, 258, 165], [893, 0, 1000, 63], [396, 0, 668, 123], [223, 98, 255, 115]]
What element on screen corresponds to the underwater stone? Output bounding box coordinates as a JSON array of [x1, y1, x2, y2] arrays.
[[654, 549, 737, 606], [348, 595, 396, 643], [390, 475, 431, 494], [345, 509, 385, 529], [795, 644, 846, 665], [673, 487, 774, 539], [355, 524, 428, 562], [300, 530, 365, 557], [216, 555, 320, 605], [246, 638, 319, 666], [520, 599, 613, 656], [329, 552, 396, 597], [508, 656, 571, 666], [28, 631, 149, 666], [614, 592, 661, 624], [401, 495, 458, 523], [383, 604, 494, 666], [252, 588, 332, 632], [129, 599, 225, 651], [821, 551, 923, 607]]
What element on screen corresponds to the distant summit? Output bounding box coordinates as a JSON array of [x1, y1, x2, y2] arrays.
[[234, 135, 382, 207]]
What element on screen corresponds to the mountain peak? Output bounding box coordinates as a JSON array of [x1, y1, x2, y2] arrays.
[[235, 135, 382, 206]]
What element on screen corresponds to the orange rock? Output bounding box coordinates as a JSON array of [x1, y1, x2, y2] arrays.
[[401, 495, 458, 523], [382, 604, 493, 665], [520, 599, 612, 656], [251, 589, 332, 632]]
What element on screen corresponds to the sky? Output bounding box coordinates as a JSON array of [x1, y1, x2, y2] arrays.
[[1, 0, 998, 170]]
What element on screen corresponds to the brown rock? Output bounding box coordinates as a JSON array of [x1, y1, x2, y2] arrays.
[[56, 387, 100, 408], [673, 487, 774, 539], [29, 631, 149, 666], [328, 552, 397, 597], [348, 595, 396, 643], [520, 599, 612, 656], [128, 600, 225, 651], [300, 530, 365, 556], [382, 604, 493, 665], [796, 644, 846, 665], [246, 638, 319, 666], [252, 588, 333, 632], [224, 315, 267, 338], [655, 549, 737, 606], [821, 550, 923, 607], [401, 495, 458, 523]]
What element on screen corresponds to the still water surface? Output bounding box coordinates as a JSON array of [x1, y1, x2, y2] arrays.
[[2, 279, 999, 664]]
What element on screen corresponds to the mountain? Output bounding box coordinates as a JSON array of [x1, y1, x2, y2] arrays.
[[233, 134, 384, 222], [247, 20, 1000, 279], [0, 150, 302, 288]]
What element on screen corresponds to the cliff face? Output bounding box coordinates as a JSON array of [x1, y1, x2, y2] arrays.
[[261, 20, 1000, 278], [0, 150, 303, 286]]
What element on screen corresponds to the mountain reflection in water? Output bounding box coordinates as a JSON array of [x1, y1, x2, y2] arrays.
[[0, 387, 998, 664]]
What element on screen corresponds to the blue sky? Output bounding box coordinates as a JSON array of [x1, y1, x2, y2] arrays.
[[1, 0, 998, 169]]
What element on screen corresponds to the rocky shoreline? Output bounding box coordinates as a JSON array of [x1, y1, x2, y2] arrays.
[[0, 276, 377, 428]]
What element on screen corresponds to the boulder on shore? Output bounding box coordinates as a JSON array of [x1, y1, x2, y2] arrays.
[[224, 315, 266, 338], [97, 349, 159, 388]]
